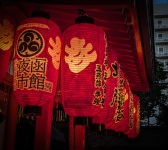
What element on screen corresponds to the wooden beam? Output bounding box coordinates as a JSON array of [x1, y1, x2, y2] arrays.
[[34, 101, 53, 150]]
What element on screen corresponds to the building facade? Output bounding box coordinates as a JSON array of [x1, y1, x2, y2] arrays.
[[154, 4, 168, 95]]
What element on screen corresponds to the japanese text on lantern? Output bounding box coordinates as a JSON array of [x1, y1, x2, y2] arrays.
[[136, 102, 140, 133], [111, 87, 125, 122], [93, 64, 103, 107], [110, 70, 128, 123], [129, 92, 134, 129], [14, 58, 53, 92], [102, 41, 108, 107], [13, 28, 54, 93], [92, 38, 108, 108]]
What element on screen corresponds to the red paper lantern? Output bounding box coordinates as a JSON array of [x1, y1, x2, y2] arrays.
[[114, 78, 131, 132], [105, 69, 130, 131], [0, 13, 15, 83], [61, 20, 107, 116], [92, 47, 119, 124], [125, 94, 140, 138], [13, 16, 61, 106]]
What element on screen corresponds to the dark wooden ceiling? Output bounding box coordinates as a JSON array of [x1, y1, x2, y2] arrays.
[[0, 0, 154, 92]]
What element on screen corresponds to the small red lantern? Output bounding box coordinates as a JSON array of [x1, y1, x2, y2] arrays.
[[13, 12, 61, 106], [125, 94, 140, 138], [61, 15, 107, 117], [113, 78, 131, 132], [0, 12, 15, 83], [105, 69, 130, 131], [92, 47, 119, 124]]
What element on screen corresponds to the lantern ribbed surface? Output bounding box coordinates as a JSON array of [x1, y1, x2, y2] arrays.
[[0, 13, 15, 83], [13, 17, 61, 106], [113, 78, 131, 132], [92, 47, 119, 124], [61, 23, 107, 117], [105, 69, 130, 130], [125, 94, 140, 138]]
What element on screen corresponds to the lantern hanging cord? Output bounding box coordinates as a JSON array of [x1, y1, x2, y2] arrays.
[[78, 9, 88, 16]]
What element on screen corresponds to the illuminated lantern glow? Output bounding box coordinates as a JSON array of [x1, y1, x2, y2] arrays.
[[113, 78, 131, 132], [13, 16, 61, 106], [125, 94, 140, 138], [105, 69, 130, 131], [124, 90, 134, 133], [0, 13, 15, 83], [92, 47, 119, 124], [61, 18, 107, 116]]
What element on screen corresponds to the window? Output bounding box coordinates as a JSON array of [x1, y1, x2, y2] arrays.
[[158, 33, 163, 40], [157, 20, 162, 27], [159, 61, 164, 67], [158, 47, 164, 55], [159, 61, 168, 70]]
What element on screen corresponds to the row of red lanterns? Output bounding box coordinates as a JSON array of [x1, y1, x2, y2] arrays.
[[0, 11, 140, 138]]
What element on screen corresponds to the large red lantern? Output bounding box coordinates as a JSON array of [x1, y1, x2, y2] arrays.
[[13, 13, 61, 106], [61, 15, 107, 116], [0, 12, 15, 83], [125, 94, 140, 138], [92, 47, 119, 124]]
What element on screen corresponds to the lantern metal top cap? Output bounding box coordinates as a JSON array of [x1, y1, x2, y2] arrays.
[[75, 9, 94, 24], [31, 9, 50, 19]]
